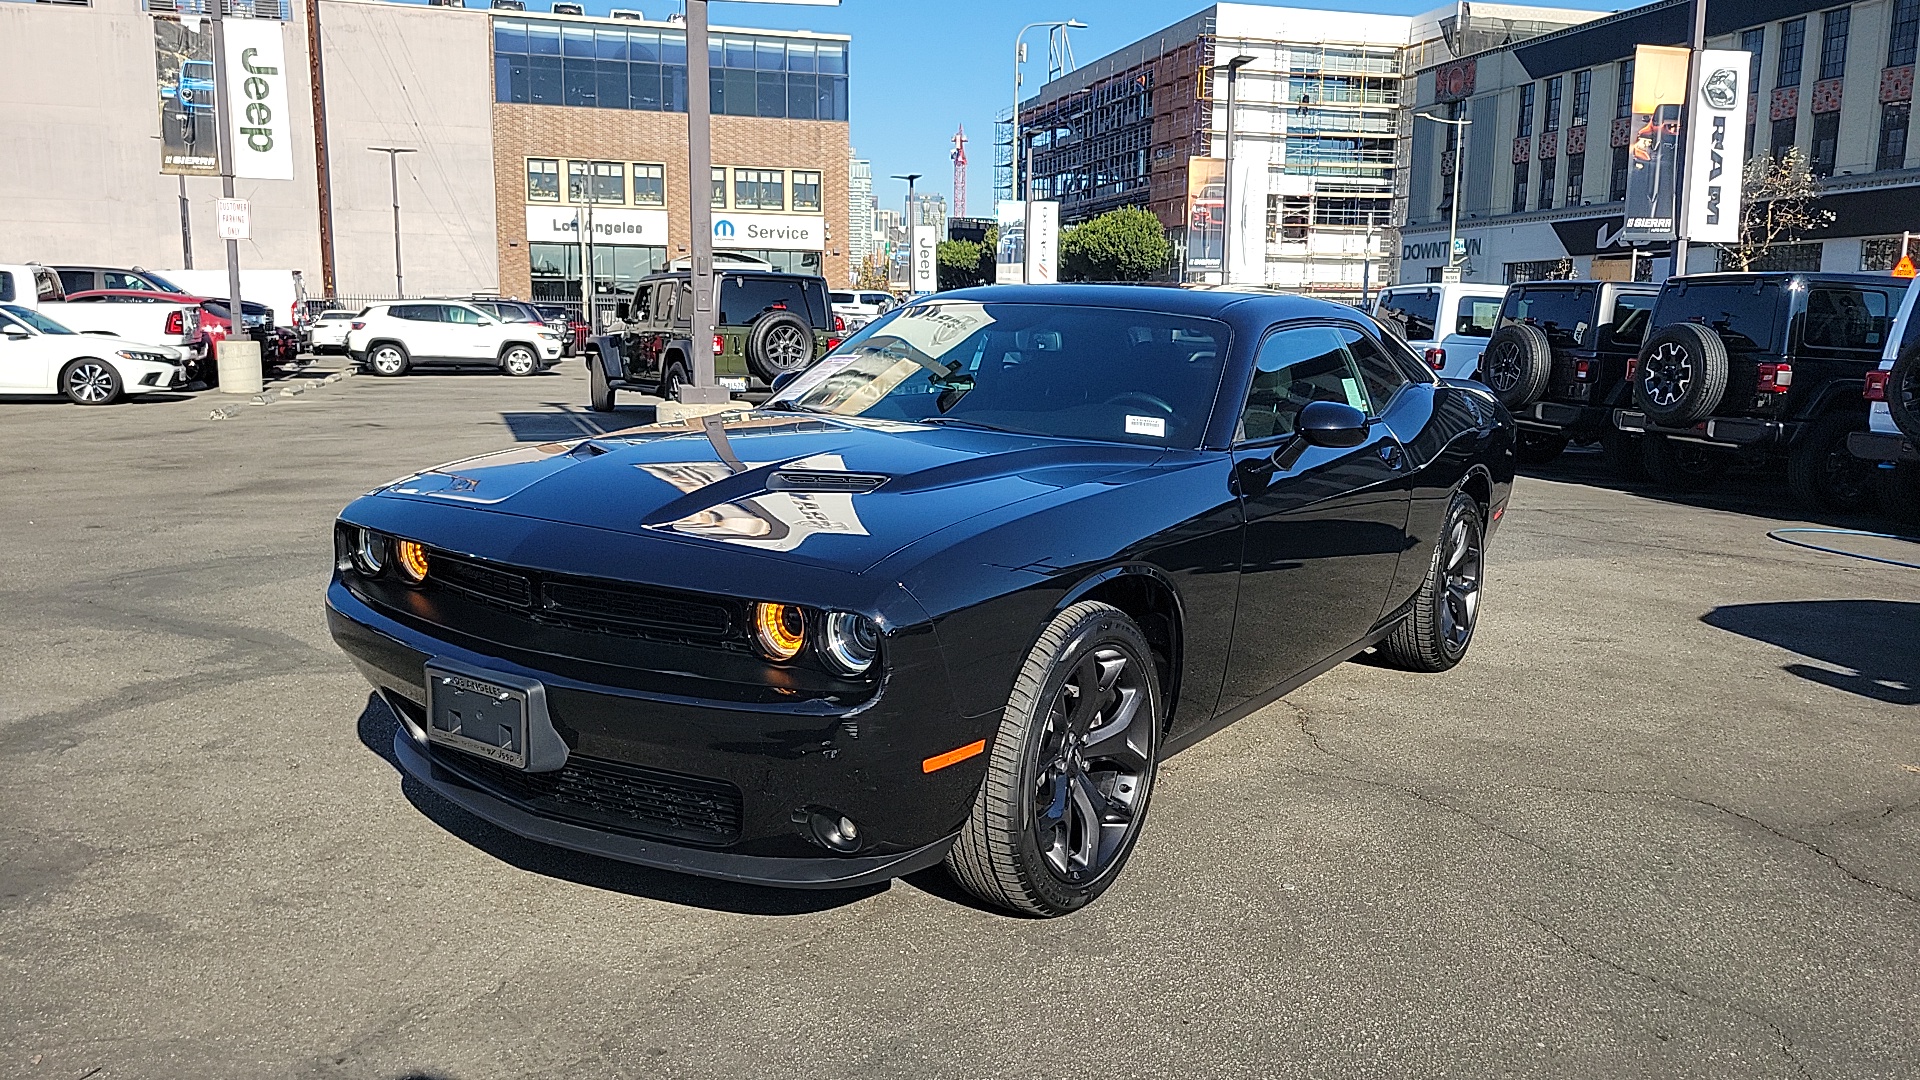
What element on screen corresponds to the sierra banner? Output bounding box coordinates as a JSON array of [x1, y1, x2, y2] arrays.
[[1622, 44, 1689, 242], [1186, 156, 1225, 277], [223, 16, 296, 181], [1681, 49, 1753, 244], [154, 17, 220, 177]]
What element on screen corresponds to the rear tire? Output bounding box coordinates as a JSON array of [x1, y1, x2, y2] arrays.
[[1787, 412, 1877, 512], [660, 361, 689, 402], [61, 359, 122, 405], [1514, 430, 1569, 465], [367, 343, 409, 377], [1481, 323, 1553, 409], [1635, 323, 1729, 425], [1889, 343, 1920, 444], [1642, 434, 1730, 491], [501, 345, 538, 377], [589, 354, 617, 412], [1378, 490, 1486, 673], [946, 601, 1161, 917]]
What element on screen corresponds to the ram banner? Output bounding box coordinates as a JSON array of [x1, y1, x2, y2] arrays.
[[154, 17, 220, 176], [1681, 50, 1752, 244], [223, 17, 296, 181]]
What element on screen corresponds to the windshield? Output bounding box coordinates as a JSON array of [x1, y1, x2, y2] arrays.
[[1, 305, 74, 334], [769, 302, 1229, 448], [144, 272, 184, 294]]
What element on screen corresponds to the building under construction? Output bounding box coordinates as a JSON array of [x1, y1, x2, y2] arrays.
[[1007, 2, 1602, 295]]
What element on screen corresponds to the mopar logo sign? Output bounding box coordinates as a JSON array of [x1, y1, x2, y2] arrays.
[[713, 220, 736, 238], [709, 213, 827, 251], [1402, 237, 1481, 262]]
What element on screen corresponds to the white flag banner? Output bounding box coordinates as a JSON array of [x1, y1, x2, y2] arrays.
[[224, 17, 295, 181], [909, 223, 938, 293], [1025, 201, 1060, 285], [1682, 49, 1751, 244]]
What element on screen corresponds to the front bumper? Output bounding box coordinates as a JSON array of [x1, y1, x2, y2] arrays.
[[326, 580, 987, 888], [1613, 409, 1797, 447], [1848, 429, 1920, 464]]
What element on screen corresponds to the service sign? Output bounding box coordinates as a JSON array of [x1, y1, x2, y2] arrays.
[[223, 17, 295, 181], [1682, 50, 1752, 244], [711, 213, 825, 251], [154, 18, 220, 177], [1025, 201, 1059, 285], [909, 223, 938, 293]]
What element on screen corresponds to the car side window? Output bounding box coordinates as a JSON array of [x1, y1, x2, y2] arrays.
[[1378, 290, 1439, 339], [1455, 297, 1501, 338], [58, 271, 92, 295], [1238, 325, 1371, 443], [390, 304, 430, 321], [1608, 293, 1656, 348], [1337, 326, 1411, 411], [443, 304, 483, 325], [105, 273, 154, 292], [630, 286, 652, 324]]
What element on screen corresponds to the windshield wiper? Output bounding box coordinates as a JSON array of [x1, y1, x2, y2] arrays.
[[918, 416, 1028, 435]]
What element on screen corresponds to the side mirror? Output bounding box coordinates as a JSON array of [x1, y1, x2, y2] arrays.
[[615, 301, 630, 321], [2, 324, 29, 339], [1296, 400, 1370, 449], [769, 371, 801, 395]]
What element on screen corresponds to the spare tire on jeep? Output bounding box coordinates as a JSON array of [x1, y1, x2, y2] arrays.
[[1635, 323, 1729, 425], [744, 310, 815, 381], [1888, 340, 1920, 443], [1481, 323, 1553, 409]]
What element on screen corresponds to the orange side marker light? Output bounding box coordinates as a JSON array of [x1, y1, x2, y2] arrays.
[[922, 739, 987, 774]]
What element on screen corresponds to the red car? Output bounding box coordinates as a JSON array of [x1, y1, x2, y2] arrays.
[[64, 289, 297, 382]]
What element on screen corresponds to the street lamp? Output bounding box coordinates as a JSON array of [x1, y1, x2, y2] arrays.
[[369, 146, 417, 298], [892, 173, 923, 227], [1415, 109, 1472, 279], [1012, 19, 1086, 200], [1216, 54, 1256, 286]]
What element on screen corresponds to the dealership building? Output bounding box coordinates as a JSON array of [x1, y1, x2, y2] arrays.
[[1399, 0, 1920, 284], [0, 0, 851, 304]]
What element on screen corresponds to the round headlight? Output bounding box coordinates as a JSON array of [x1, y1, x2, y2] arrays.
[[820, 612, 880, 675], [753, 602, 807, 661], [394, 539, 430, 583], [352, 529, 388, 575]]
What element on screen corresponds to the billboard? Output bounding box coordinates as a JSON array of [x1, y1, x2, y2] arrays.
[[1024, 201, 1059, 285], [154, 18, 220, 177], [224, 17, 295, 181], [1186, 156, 1225, 277], [1623, 45, 1689, 242], [909, 223, 938, 293], [995, 200, 1026, 285], [1682, 50, 1753, 244]]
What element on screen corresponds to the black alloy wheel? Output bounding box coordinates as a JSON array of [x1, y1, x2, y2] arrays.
[[1379, 490, 1485, 672], [947, 601, 1161, 917], [1877, 463, 1920, 526], [1599, 429, 1649, 480], [1787, 412, 1877, 512], [1481, 324, 1552, 409], [62, 359, 122, 406], [745, 311, 815, 380], [1640, 342, 1693, 409], [1634, 323, 1729, 425], [1513, 430, 1569, 465]]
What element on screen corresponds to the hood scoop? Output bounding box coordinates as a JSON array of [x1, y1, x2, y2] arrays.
[[766, 469, 890, 494]]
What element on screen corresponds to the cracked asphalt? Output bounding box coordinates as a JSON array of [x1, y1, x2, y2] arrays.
[[3, 361, 1918, 1080]]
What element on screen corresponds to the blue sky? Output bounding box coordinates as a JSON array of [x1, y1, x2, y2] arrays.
[[584, 0, 1620, 216]]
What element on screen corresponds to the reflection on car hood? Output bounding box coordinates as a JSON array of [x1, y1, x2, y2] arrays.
[[376, 412, 1169, 571]]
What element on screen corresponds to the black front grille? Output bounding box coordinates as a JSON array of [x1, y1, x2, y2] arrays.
[[420, 550, 742, 646], [543, 579, 733, 638], [434, 553, 535, 608], [441, 748, 744, 846]]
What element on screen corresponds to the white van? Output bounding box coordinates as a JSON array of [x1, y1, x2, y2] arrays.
[[1372, 283, 1508, 380]]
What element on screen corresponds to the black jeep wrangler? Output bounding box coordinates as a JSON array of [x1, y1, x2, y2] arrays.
[[1613, 272, 1903, 509], [1480, 280, 1659, 468], [588, 269, 837, 411]]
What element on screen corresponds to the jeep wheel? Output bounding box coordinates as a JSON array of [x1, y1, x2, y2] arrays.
[[1514, 430, 1569, 465], [1482, 323, 1553, 409], [1635, 323, 1728, 425], [589, 354, 617, 412], [744, 311, 814, 381], [661, 361, 689, 402], [1788, 412, 1877, 512], [1889, 342, 1920, 444], [1642, 434, 1730, 492]]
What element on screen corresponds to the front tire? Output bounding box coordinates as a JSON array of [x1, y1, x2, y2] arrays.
[[660, 361, 689, 402], [946, 601, 1161, 917], [1378, 490, 1485, 673], [589, 354, 617, 412], [367, 343, 409, 377], [501, 345, 538, 377], [62, 359, 122, 405], [1787, 412, 1876, 512]]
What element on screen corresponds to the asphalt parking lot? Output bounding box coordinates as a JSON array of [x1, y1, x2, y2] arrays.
[[3, 361, 1918, 1080]]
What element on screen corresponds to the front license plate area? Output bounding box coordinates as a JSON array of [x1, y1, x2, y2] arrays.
[[426, 664, 529, 769]]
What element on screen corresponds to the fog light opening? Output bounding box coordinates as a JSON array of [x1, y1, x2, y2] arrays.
[[804, 808, 862, 853]]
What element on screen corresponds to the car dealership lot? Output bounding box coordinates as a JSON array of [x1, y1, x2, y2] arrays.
[[3, 366, 1918, 1079]]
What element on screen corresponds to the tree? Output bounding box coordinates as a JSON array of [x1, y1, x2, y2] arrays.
[[854, 253, 890, 292], [936, 239, 988, 290], [1714, 148, 1836, 272], [1059, 207, 1173, 282]]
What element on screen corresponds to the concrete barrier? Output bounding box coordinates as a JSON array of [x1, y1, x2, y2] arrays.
[[217, 340, 264, 395]]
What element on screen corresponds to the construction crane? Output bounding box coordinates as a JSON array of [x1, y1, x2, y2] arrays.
[[950, 124, 968, 220]]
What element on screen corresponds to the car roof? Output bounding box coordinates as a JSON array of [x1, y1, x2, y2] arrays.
[[1670, 271, 1902, 287], [931, 283, 1354, 323], [63, 289, 200, 300]]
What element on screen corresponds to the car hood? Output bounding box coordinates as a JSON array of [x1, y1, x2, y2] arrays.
[[374, 412, 1170, 573]]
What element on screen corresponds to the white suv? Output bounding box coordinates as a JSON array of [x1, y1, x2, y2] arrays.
[[1372, 283, 1508, 380], [1848, 278, 1918, 521], [345, 300, 563, 377]]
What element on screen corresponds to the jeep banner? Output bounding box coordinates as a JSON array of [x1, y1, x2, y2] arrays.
[[1622, 45, 1690, 242], [223, 17, 295, 181], [154, 17, 220, 177], [1681, 50, 1752, 244]]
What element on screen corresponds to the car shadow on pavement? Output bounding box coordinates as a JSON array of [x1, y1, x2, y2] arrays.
[[499, 407, 659, 442], [1702, 600, 1920, 706], [353, 694, 886, 915], [1523, 446, 1897, 531]]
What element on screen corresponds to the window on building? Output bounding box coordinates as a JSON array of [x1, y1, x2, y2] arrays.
[[1268, 195, 1312, 241], [1779, 18, 1807, 87], [1893, 0, 1920, 67], [1811, 111, 1841, 176], [1743, 28, 1766, 160], [1537, 155, 1556, 211], [1517, 83, 1536, 139], [1861, 235, 1916, 270], [1571, 69, 1590, 125], [792, 170, 822, 212], [1879, 101, 1912, 171], [1819, 7, 1850, 81], [1512, 160, 1530, 214], [567, 160, 591, 202], [1566, 151, 1585, 204], [733, 168, 785, 210], [526, 158, 560, 202], [1310, 195, 1392, 227], [592, 161, 625, 204], [712, 167, 727, 208], [1610, 144, 1630, 201], [1505, 259, 1576, 284], [1543, 76, 1562, 132], [1773, 116, 1799, 158], [1616, 58, 1634, 119], [632, 163, 665, 206]]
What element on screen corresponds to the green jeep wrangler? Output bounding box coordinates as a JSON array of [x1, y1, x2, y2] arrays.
[[589, 269, 838, 411]]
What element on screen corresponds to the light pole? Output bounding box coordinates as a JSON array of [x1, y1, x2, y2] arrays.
[[1416, 109, 1472, 278], [369, 146, 416, 298], [1012, 19, 1086, 201], [892, 173, 922, 227], [1217, 54, 1255, 285]]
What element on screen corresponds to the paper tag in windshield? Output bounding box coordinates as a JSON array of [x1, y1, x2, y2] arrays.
[[1126, 415, 1166, 438]]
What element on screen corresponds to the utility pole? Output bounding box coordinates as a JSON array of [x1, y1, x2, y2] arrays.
[[370, 146, 416, 298], [306, 0, 337, 298], [209, 0, 244, 326], [680, 0, 725, 404], [1670, 0, 1708, 276], [177, 175, 193, 269]]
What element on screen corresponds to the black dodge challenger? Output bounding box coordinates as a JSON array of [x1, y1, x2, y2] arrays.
[[328, 285, 1514, 916]]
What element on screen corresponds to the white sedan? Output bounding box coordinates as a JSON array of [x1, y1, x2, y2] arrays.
[[0, 304, 188, 405]]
